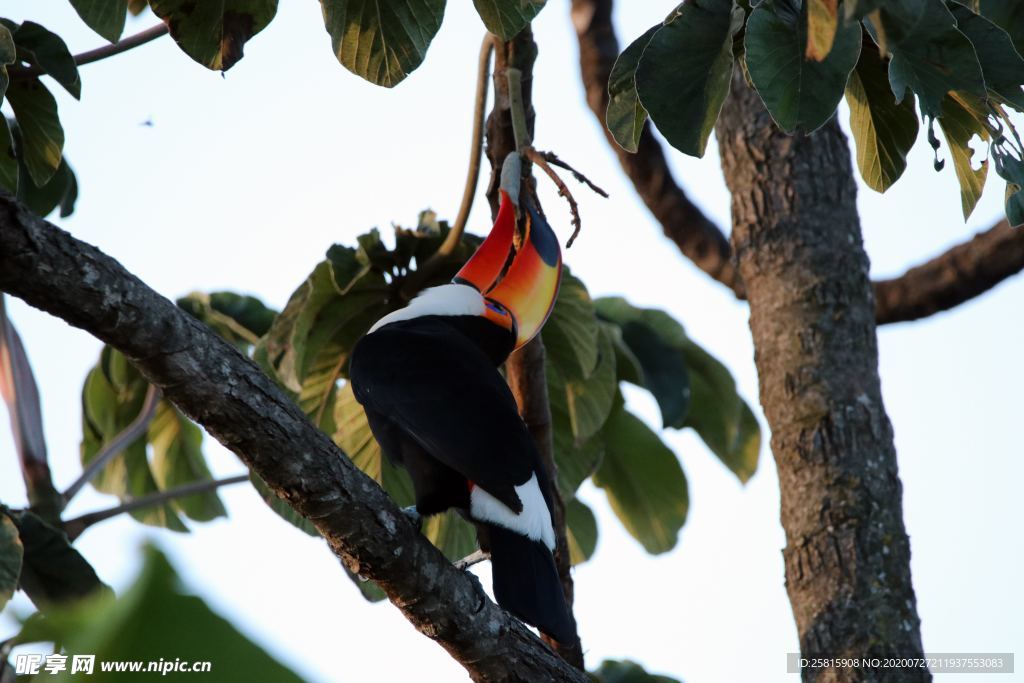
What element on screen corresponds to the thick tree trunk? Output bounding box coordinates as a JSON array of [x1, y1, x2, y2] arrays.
[[715, 72, 929, 682]]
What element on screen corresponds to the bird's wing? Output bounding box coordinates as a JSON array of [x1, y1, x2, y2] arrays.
[[350, 317, 537, 510]]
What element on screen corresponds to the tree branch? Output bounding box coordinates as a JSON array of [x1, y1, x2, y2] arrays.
[[570, 0, 1024, 323], [8, 24, 170, 80], [62, 383, 161, 505], [0, 192, 588, 683], [63, 474, 249, 541]]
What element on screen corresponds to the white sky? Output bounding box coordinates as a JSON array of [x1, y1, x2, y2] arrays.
[[1, 2, 1021, 682]]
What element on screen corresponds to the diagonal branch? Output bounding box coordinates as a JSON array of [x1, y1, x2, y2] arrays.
[[8, 24, 170, 80], [0, 192, 588, 683], [570, 0, 1024, 324]]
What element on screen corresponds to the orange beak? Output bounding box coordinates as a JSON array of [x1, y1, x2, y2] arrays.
[[484, 196, 562, 349], [453, 189, 516, 294]]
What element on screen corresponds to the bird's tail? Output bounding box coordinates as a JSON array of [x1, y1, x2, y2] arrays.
[[481, 522, 575, 644]]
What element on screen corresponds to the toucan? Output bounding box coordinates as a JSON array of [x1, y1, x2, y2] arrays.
[[349, 155, 574, 643]]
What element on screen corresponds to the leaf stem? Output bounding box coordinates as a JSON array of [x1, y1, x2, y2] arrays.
[[63, 473, 249, 540], [9, 24, 169, 80], [62, 383, 161, 505], [506, 68, 532, 151]]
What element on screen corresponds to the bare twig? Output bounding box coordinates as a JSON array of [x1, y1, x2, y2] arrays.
[[540, 151, 608, 199], [525, 147, 583, 248], [507, 68, 532, 151], [9, 24, 170, 79], [63, 474, 249, 540], [62, 383, 161, 505], [453, 549, 490, 570]]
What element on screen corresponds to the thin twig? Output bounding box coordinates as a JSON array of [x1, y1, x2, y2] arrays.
[[9, 24, 170, 80], [63, 473, 249, 540], [540, 151, 608, 198], [506, 68, 532, 151], [525, 147, 583, 248], [400, 35, 494, 301], [62, 383, 161, 505], [454, 549, 490, 570]]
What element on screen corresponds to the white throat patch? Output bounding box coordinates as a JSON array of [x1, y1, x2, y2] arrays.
[[368, 284, 485, 334], [470, 473, 556, 550]]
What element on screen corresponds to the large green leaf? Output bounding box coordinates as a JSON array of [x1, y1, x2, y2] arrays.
[[148, 403, 227, 522], [547, 364, 605, 499], [8, 510, 110, 609], [594, 659, 681, 683], [937, 94, 989, 219], [565, 497, 597, 565], [9, 21, 81, 99], [81, 348, 186, 531], [0, 118, 14, 194], [17, 545, 305, 682], [14, 146, 78, 218], [177, 291, 276, 352], [0, 511, 22, 611], [951, 4, 1024, 111], [635, 0, 743, 157], [594, 297, 690, 429], [681, 338, 760, 483], [4, 79, 64, 187], [541, 268, 599, 381], [606, 25, 658, 154], [885, 0, 986, 118], [593, 404, 688, 555], [69, 0, 129, 43], [150, 0, 278, 71], [472, 0, 545, 40], [320, 0, 446, 87], [845, 43, 919, 192], [745, 0, 862, 133], [0, 24, 14, 102], [565, 324, 618, 442], [979, 0, 1024, 55]]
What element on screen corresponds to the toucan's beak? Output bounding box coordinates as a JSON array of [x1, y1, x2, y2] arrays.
[[485, 197, 562, 349], [453, 189, 516, 293]]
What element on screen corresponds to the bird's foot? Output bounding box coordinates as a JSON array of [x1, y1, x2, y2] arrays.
[[401, 505, 422, 530], [454, 549, 491, 571]]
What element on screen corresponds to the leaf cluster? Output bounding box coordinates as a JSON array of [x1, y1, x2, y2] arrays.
[[608, 0, 1024, 223]]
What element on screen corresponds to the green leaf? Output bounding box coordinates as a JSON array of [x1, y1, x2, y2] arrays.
[[14, 144, 77, 219], [547, 365, 604, 499], [249, 471, 321, 537], [594, 297, 690, 429], [320, 0, 446, 87], [565, 324, 618, 442], [635, 0, 743, 157], [423, 510, 478, 562], [177, 291, 276, 352], [128, 0, 150, 16], [0, 24, 14, 102], [603, 321, 643, 386], [472, 0, 545, 40], [593, 659, 681, 683], [992, 146, 1024, 225], [149, 0, 278, 71], [81, 347, 187, 531], [17, 545, 306, 682], [10, 21, 81, 99], [979, 0, 1024, 56], [844, 0, 887, 20], [565, 497, 597, 566], [4, 79, 64, 187], [885, 0, 987, 118], [9, 510, 110, 609], [806, 0, 839, 61], [937, 94, 989, 219], [606, 25, 658, 154], [149, 402, 227, 522], [0, 118, 14, 194], [542, 268, 599, 381], [845, 42, 919, 192], [69, 0, 129, 43], [593, 404, 688, 554], [681, 338, 760, 483], [745, 0, 862, 133], [951, 4, 1024, 111], [0, 512, 22, 611]]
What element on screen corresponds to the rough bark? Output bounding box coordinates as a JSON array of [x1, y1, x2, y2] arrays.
[[0, 193, 589, 683], [570, 0, 1024, 323], [715, 74, 929, 682], [484, 28, 585, 669]]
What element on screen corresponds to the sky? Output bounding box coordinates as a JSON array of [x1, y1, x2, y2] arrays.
[[1, 2, 1022, 682]]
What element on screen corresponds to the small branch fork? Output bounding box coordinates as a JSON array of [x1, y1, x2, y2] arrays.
[[8, 24, 170, 80]]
